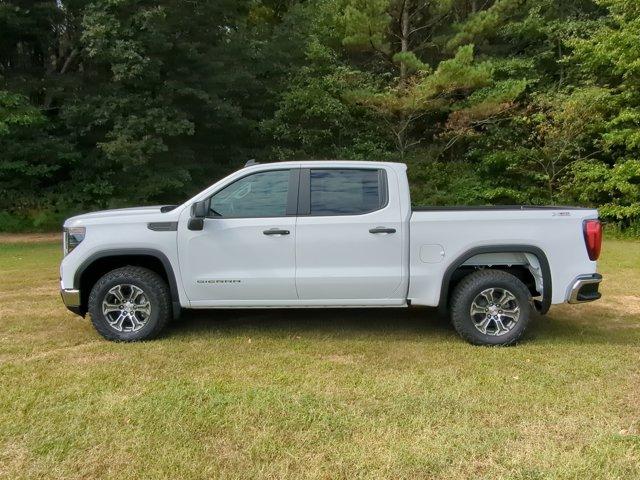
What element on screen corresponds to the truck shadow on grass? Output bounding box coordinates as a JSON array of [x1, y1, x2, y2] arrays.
[[169, 307, 452, 338], [164, 307, 635, 346]]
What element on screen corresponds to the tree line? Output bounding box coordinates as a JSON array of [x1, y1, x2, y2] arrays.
[[1, 0, 639, 233]]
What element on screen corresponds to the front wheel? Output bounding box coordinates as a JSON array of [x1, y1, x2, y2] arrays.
[[450, 269, 532, 346], [88, 266, 171, 341]]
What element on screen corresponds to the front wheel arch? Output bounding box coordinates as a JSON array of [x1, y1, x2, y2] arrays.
[[74, 249, 181, 319], [88, 266, 172, 341]]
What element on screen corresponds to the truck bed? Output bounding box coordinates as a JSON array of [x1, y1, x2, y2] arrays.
[[407, 206, 599, 307]]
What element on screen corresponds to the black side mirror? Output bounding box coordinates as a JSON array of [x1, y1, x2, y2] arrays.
[[188, 199, 209, 231]]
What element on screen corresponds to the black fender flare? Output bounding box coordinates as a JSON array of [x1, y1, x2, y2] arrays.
[[438, 245, 552, 314], [74, 248, 181, 318]]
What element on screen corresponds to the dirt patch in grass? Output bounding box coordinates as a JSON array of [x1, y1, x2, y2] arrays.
[[603, 295, 640, 315], [0, 440, 29, 478], [11, 341, 107, 364], [0, 232, 60, 244]]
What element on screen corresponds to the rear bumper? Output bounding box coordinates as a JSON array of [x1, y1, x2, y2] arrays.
[[60, 288, 84, 316], [567, 274, 602, 304]]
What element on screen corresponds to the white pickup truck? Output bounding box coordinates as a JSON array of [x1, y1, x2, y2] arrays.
[[60, 161, 603, 345]]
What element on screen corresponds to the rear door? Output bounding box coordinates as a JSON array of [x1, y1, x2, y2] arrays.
[[295, 167, 404, 302]]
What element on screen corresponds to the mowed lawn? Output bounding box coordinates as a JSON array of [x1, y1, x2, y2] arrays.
[[0, 238, 638, 479]]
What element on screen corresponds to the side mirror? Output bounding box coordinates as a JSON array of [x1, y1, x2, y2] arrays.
[[188, 199, 209, 231]]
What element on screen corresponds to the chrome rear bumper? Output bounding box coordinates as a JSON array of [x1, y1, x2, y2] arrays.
[[567, 274, 602, 304]]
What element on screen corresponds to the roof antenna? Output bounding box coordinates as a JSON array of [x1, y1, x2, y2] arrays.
[[244, 159, 259, 167]]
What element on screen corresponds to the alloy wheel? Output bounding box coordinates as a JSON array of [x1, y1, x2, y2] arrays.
[[469, 287, 521, 336], [101, 284, 151, 332]]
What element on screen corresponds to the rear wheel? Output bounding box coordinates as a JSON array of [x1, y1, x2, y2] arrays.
[[88, 266, 171, 341], [450, 269, 531, 346]]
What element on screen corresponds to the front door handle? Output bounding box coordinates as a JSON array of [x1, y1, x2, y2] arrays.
[[369, 227, 396, 234], [263, 228, 290, 235]]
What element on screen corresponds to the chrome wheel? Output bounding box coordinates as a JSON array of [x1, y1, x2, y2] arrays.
[[470, 287, 520, 336], [102, 284, 151, 332]]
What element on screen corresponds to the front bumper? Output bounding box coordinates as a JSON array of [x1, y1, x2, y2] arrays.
[[567, 273, 602, 304], [60, 288, 84, 316]]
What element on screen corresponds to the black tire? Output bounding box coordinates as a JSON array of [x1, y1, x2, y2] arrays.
[[450, 269, 531, 346], [88, 266, 171, 342]]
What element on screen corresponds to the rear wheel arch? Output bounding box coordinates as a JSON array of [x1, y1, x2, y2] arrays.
[[439, 245, 552, 314], [74, 249, 181, 318]]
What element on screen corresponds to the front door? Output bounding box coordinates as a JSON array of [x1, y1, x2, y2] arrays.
[[295, 167, 404, 302], [178, 168, 299, 306]]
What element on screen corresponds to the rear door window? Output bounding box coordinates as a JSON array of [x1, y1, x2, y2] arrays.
[[309, 169, 386, 216]]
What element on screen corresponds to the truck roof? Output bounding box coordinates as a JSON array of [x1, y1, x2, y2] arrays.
[[241, 160, 407, 170]]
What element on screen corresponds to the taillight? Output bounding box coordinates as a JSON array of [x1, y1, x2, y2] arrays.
[[583, 219, 602, 261]]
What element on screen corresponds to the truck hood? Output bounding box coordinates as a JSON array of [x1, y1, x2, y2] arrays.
[[64, 206, 168, 226]]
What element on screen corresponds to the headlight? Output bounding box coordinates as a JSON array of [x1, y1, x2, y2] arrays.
[[63, 227, 86, 255]]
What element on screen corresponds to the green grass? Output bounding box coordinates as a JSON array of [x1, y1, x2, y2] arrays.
[[0, 239, 638, 479]]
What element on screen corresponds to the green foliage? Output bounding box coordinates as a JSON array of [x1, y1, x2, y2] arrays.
[[1, 0, 308, 218], [1, 0, 639, 234], [263, 37, 390, 160], [0, 91, 46, 135], [392, 51, 430, 73], [0, 91, 79, 215], [566, 159, 640, 226], [341, 0, 391, 51], [0, 209, 69, 233], [446, 79, 527, 134], [417, 45, 493, 98], [446, 0, 524, 52], [407, 157, 487, 206]]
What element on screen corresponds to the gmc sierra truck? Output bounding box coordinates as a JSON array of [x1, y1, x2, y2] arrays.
[[60, 161, 603, 345]]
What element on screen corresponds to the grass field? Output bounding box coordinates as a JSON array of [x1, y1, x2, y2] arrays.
[[0, 237, 638, 479]]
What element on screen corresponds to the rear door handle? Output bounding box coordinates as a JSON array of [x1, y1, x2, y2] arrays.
[[369, 227, 396, 234], [263, 228, 290, 235]]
